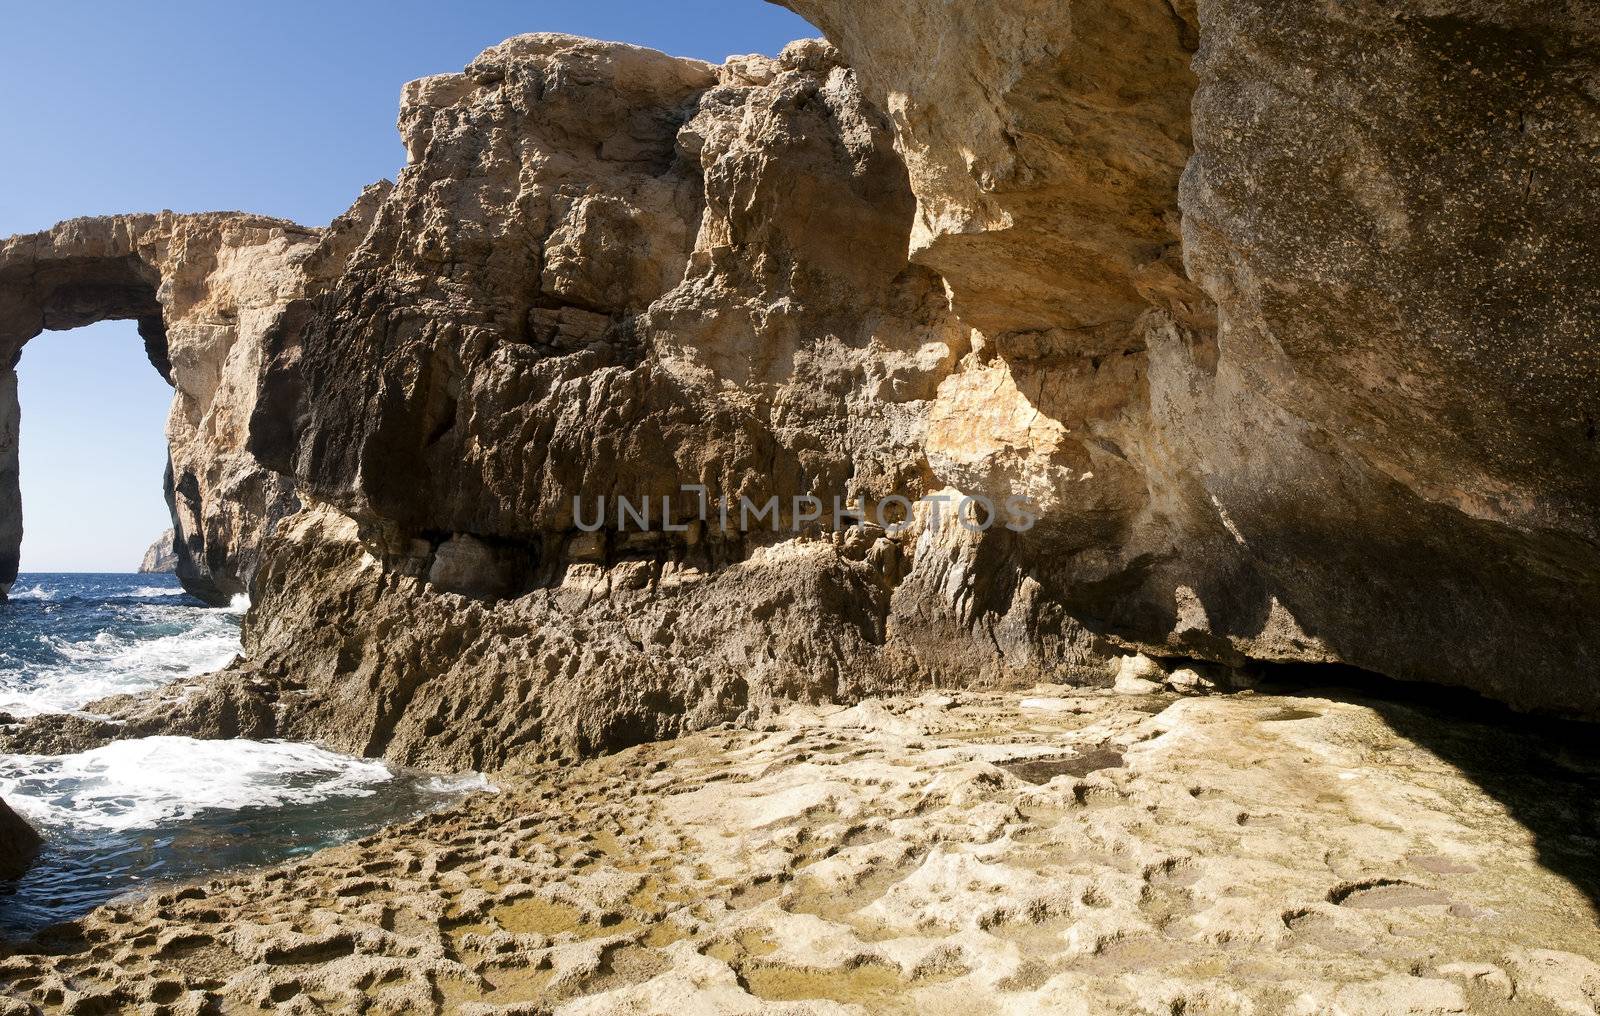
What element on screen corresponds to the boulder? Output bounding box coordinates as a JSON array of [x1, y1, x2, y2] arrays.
[[0, 796, 41, 880]]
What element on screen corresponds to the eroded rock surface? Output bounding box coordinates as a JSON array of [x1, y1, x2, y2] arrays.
[[223, 35, 1089, 765], [3, 692, 1598, 1014], [771, 0, 1600, 711], [1172, 0, 1600, 708], [0, 6, 1596, 755], [0, 198, 384, 604], [222, 8, 1594, 757]]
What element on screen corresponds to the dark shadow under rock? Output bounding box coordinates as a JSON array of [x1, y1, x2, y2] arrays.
[[1256, 663, 1600, 916], [1000, 746, 1126, 785]]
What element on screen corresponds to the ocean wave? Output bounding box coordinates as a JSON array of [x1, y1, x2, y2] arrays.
[[0, 737, 397, 832], [0, 612, 241, 716], [11, 581, 194, 604], [126, 586, 191, 599]]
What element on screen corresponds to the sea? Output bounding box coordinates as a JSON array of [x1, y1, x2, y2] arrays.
[[0, 573, 487, 937]]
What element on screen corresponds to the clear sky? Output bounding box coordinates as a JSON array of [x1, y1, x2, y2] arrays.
[[3, 1, 816, 571]]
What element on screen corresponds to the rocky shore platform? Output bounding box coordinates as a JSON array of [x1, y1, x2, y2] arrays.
[[3, 687, 1597, 1015]]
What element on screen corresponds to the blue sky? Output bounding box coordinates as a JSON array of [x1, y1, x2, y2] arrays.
[[3, 1, 815, 571]]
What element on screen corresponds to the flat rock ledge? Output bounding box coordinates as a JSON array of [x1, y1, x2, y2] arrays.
[[2, 690, 1597, 1015]]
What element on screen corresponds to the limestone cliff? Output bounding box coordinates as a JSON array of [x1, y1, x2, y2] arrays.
[[0, 200, 382, 604], [777, 0, 1600, 710], [0, 5, 1596, 764], [137, 528, 178, 574]]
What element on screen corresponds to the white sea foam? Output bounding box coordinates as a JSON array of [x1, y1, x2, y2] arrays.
[[423, 772, 499, 796], [0, 737, 397, 831], [127, 586, 190, 599], [10, 580, 192, 602], [0, 615, 242, 716]]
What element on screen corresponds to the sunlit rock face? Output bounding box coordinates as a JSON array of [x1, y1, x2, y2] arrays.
[[3, 3, 1597, 762], [778, 0, 1600, 712], [9, 690, 1600, 1013], [137, 529, 179, 574], [0, 214, 324, 603], [238, 36, 1013, 767]]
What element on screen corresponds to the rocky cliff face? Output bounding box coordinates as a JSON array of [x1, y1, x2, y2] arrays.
[[1172, 0, 1600, 705], [0, 370, 17, 589], [1, 5, 1595, 764], [137, 528, 178, 574], [779, 0, 1600, 710], [234, 37, 978, 767]]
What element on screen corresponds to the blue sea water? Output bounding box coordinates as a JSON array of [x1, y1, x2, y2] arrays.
[[0, 573, 486, 937], [0, 573, 243, 716]]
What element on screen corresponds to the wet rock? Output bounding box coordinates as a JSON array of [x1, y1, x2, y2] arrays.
[[0, 796, 41, 881], [0, 712, 123, 756], [0, 668, 273, 755]]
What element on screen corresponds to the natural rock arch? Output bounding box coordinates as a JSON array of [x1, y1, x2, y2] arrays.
[[0, 214, 310, 604]]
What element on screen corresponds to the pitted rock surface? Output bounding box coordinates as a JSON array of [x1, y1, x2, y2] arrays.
[[3, 692, 1597, 1014]]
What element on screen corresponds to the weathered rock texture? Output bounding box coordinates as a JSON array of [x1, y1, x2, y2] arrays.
[[228, 36, 996, 766], [2, 4, 1598, 759], [776, 0, 1600, 710], [5, 691, 1600, 1013], [137, 528, 178, 574], [0, 214, 304, 604], [0, 371, 16, 591], [0, 203, 383, 604], [1173, 0, 1600, 706]]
